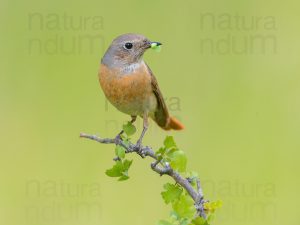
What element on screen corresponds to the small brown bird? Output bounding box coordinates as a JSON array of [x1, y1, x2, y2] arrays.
[[99, 33, 184, 147]]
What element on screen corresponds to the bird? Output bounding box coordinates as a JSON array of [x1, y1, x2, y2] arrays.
[[98, 33, 184, 148]]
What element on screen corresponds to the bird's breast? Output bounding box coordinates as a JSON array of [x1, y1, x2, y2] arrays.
[[99, 63, 157, 116]]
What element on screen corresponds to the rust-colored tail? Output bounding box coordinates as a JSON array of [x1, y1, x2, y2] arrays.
[[163, 116, 184, 130]]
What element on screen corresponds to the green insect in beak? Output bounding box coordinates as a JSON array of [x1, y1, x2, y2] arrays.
[[150, 42, 162, 52]]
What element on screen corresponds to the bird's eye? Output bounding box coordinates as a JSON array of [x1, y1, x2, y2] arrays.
[[124, 42, 133, 49]]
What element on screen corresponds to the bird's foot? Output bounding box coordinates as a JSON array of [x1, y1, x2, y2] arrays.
[[134, 140, 142, 150], [134, 140, 146, 157]]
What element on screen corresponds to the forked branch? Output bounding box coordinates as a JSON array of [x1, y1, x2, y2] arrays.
[[80, 132, 207, 219]]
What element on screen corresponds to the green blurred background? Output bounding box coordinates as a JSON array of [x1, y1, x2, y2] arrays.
[[1, 0, 299, 225]]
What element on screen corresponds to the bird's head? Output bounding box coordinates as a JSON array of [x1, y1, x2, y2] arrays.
[[102, 33, 162, 67]]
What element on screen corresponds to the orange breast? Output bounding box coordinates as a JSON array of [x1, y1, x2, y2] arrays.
[[99, 63, 157, 116]]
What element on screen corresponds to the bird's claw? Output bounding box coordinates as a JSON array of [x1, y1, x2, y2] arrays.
[[134, 141, 142, 150], [134, 141, 145, 157]]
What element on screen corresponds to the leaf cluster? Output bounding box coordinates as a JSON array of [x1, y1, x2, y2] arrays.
[[104, 122, 222, 225], [105, 122, 136, 181]]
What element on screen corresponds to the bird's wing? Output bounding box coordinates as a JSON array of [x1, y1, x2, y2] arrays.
[[145, 63, 169, 128]]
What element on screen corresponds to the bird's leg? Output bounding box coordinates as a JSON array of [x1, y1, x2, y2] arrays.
[[115, 115, 137, 143], [135, 113, 148, 151]]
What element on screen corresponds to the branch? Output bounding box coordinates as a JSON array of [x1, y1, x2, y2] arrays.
[[80, 132, 207, 219]]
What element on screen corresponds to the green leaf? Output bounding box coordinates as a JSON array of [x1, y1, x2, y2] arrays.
[[115, 145, 126, 159], [122, 138, 130, 147], [105, 161, 123, 177], [123, 122, 136, 136], [207, 214, 215, 223], [203, 200, 222, 213], [123, 159, 133, 170], [118, 175, 129, 181], [164, 136, 177, 149], [156, 147, 167, 157], [105, 160, 133, 181], [161, 183, 183, 204], [191, 217, 209, 225], [169, 150, 187, 172], [180, 218, 190, 225], [170, 211, 180, 220], [157, 220, 174, 225], [172, 194, 196, 219]]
